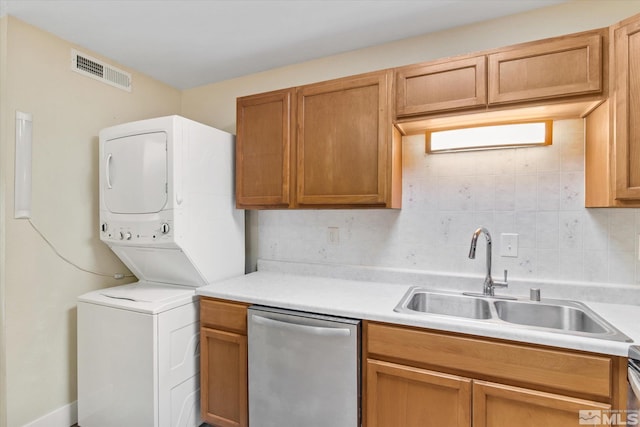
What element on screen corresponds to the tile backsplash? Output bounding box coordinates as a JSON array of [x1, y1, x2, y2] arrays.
[[258, 119, 640, 286]]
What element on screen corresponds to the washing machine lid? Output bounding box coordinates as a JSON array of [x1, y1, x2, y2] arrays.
[[78, 281, 196, 314]]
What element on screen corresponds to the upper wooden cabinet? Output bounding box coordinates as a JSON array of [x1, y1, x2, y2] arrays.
[[488, 31, 604, 105], [614, 16, 640, 200], [236, 70, 402, 209], [236, 88, 294, 208], [585, 13, 640, 207], [396, 56, 486, 117], [394, 29, 606, 124], [297, 71, 400, 207]]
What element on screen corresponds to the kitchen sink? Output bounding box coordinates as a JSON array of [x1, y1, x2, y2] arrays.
[[493, 300, 608, 333], [394, 287, 632, 342], [400, 290, 492, 319]]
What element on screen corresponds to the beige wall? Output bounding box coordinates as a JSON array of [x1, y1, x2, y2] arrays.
[[1, 16, 8, 427], [2, 1, 640, 426], [0, 17, 181, 427], [181, 0, 640, 274], [181, 0, 640, 133]]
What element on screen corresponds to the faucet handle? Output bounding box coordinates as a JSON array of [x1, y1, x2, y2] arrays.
[[493, 269, 509, 288]]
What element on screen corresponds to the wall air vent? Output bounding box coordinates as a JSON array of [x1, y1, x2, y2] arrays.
[[71, 49, 132, 92]]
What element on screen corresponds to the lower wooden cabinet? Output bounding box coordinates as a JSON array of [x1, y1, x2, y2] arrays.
[[473, 380, 611, 427], [200, 298, 249, 427], [197, 302, 626, 427], [367, 360, 471, 427], [364, 321, 626, 427], [367, 359, 613, 427]]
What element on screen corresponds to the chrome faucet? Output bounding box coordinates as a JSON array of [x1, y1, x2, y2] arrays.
[[468, 227, 508, 297]]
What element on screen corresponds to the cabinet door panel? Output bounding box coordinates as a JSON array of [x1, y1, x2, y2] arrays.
[[367, 359, 471, 427], [488, 33, 602, 104], [296, 72, 391, 206], [396, 56, 486, 116], [236, 89, 293, 208], [200, 328, 248, 427], [615, 18, 640, 200], [473, 380, 610, 427]]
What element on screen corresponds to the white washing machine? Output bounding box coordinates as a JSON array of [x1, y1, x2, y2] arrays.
[[77, 116, 245, 427], [78, 283, 200, 427]]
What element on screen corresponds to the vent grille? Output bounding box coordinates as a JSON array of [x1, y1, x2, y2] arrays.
[[71, 49, 132, 92]]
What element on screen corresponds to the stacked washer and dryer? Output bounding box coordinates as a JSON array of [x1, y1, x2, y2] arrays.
[[77, 116, 245, 427]]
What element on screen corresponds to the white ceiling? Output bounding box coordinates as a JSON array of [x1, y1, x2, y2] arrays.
[[1, 0, 566, 89]]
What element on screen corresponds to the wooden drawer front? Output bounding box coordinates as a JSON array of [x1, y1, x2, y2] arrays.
[[488, 32, 603, 104], [200, 298, 248, 334], [396, 56, 486, 116], [473, 380, 611, 427], [367, 322, 612, 400]]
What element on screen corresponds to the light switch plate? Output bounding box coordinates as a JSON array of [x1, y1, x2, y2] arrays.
[[500, 233, 518, 257]]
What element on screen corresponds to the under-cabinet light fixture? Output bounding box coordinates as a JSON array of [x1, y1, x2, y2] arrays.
[[426, 120, 552, 153], [15, 111, 33, 219]]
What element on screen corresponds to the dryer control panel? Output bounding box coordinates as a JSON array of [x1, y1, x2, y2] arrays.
[[100, 217, 174, 246]]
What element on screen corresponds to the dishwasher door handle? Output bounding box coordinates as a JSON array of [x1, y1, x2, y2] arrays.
[[251, 314, 352, 337]]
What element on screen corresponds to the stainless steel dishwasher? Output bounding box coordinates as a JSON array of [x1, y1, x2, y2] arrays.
[[628, 346, 640, 426], [247, 305, 361, 427]]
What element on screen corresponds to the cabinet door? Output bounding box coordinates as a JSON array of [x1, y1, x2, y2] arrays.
[[488, 32, 603, 104], [366, 359, 471, 427], [236, 89, 294, 208], [200, 327, 248, 427], [473, 380, 611, 427], [296, 71, 393, 206], [396, 56, 486, 116], [614, 17, 640, 200]]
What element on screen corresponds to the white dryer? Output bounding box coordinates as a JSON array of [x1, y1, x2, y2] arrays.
[[77, 116, 245, 427]]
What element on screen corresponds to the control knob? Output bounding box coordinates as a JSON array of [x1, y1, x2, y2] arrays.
[[119, 231, 132, 240], [160, 223, 170, 234]]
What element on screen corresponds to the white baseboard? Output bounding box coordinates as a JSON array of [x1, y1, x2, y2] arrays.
[[23, 400, 77, 427]]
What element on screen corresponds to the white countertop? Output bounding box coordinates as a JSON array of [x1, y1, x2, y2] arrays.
[[197, 268, 640, 357]]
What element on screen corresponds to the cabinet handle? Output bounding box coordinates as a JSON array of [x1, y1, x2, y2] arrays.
[[251, 314, 351, 337]]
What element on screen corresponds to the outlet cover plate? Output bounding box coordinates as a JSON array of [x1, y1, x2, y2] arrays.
[[500, 233, 518, 257]]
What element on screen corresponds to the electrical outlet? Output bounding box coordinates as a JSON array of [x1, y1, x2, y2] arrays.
[[500, 233, 518, 257], [328, 227, 340, 245]]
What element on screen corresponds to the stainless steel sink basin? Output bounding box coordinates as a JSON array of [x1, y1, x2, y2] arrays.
[[396, 290, 492, 319], [493, 300, 608, 333], [394, 287, 632, 342]]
